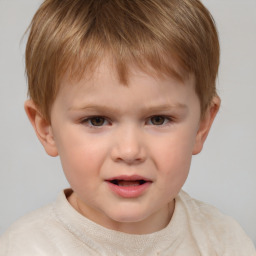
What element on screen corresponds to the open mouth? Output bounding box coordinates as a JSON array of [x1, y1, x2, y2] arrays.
[[109, 179, 147, 187], [106, 175, 152, 197]]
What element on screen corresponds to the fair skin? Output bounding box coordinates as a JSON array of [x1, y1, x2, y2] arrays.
[[25, 59, 220, 235]]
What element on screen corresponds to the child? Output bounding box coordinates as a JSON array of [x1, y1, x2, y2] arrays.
[[0, 0, 255, 255]]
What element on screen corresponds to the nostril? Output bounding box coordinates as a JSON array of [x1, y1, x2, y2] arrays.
[[110, 138, 146, 164], [113, 156, 145, 165]]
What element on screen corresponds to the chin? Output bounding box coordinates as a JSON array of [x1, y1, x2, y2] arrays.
[[107, 207, 150, 224]]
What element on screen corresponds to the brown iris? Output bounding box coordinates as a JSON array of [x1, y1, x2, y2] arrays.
[[150, 116, 166, 125], [90, 117, 105, 126]]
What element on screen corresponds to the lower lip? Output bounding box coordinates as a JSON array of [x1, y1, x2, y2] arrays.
[[106, 181, 151, 198]]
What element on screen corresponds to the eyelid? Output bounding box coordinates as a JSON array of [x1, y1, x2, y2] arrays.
[[81, 116, 111, 127], [146, 115, 174, 125], [79, 115, 175, 126]]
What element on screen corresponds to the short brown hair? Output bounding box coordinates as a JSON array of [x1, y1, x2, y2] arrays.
[[26, 0, 220, 122]]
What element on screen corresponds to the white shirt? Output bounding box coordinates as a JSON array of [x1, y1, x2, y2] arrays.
[[0, 189, 255, 255]]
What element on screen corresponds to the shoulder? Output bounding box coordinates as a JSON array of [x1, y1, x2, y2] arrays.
[[0, 190, 77, 256], [0, 189, 100, 256], [177, 190, 256, 255], [0, 202, 55, 234], [0, 203, 60, 255]]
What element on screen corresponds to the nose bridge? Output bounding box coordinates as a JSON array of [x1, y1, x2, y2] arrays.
[[111, 124, 146, 164]]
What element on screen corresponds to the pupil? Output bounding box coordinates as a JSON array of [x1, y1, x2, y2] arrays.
[[91, 117, 104, 126], [152, 116, 164, 125]]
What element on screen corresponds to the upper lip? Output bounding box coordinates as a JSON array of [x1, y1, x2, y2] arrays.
[[106, 175, 152, 182]]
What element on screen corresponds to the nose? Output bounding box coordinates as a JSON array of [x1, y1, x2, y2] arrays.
[[110, 126, 146, 165]]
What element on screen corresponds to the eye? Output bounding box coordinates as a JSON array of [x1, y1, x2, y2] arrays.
[[82, 116, 108, 127], [148, 116, 170, 125]]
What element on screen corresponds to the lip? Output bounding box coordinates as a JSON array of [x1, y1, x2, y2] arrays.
[[105, 175, 152, 198]]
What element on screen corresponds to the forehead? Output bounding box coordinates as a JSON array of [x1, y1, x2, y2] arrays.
[[57, 57, 197, 110]]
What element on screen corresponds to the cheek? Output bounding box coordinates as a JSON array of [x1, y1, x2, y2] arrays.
[[154, 144, 192, 198], [56, 133, 109, 186], [152, 128, 197, 179]]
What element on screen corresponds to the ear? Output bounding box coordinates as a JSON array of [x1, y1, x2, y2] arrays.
[[193, 96, 221, 155], [24, 100, 58, 157]]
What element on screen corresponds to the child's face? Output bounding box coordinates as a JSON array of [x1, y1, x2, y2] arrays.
[[26, 58, 218, 234]]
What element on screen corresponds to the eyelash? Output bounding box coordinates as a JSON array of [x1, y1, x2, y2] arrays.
[[146, 116, 173, 126], [81, 116, 110, 127], [81, 115, 173, 127]]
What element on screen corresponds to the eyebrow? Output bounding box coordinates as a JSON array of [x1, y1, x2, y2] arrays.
[[68, 103, 188, 114], [140, 103, 188, 113]]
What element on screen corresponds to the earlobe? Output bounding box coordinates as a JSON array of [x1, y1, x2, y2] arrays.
[[24, 100, 58, 157], [192, 96, 221, 155]]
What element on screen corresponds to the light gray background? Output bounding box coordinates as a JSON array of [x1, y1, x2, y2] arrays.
[[0, 0, 255, 245]]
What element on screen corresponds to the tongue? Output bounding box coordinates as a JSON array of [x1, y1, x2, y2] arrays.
[[118, 180, 141, 187]]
